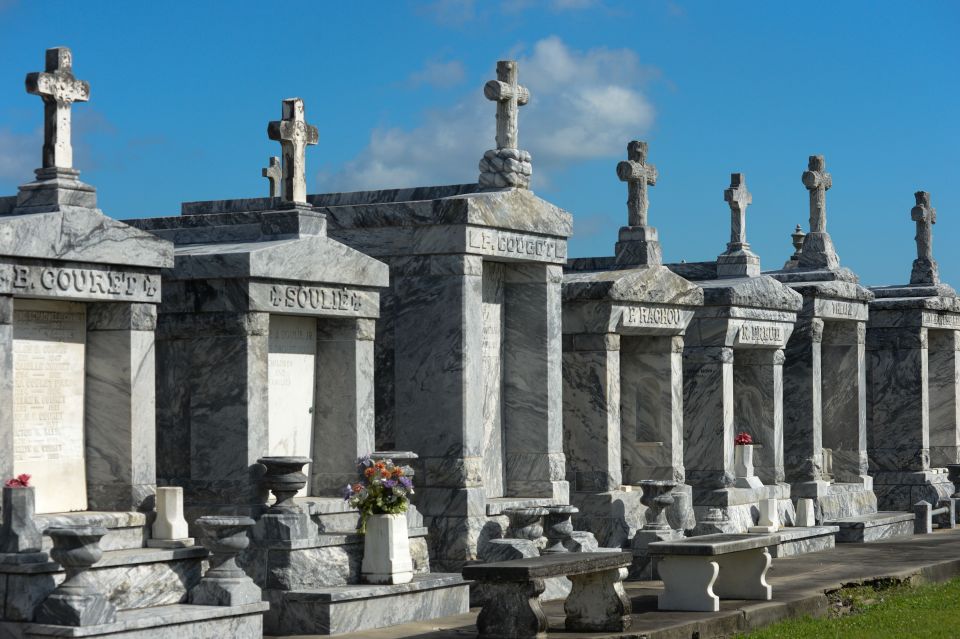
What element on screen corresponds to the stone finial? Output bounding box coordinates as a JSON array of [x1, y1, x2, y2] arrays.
[[910, 190, 939, 285], [25, 47, 90, 170], [717, 173, 759, 278], [783, 224, 806, 269], [616, 141, 658, 227], [798, 154, 840, 270], [262, 156, 281, 198], [479, 60, 532, 189], [484, 60, 529, 150], [267, 98, 318, 204], [722, 173, 752, 251]]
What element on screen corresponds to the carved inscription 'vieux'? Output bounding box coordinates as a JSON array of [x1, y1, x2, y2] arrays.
[[5, 264, 159, 300]]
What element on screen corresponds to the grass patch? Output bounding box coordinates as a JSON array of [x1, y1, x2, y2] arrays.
[[740, 577, 960, 638]]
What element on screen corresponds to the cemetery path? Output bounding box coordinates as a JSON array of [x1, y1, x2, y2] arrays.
[[269, 528, 960, 639]]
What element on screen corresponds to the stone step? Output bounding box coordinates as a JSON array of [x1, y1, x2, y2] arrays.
[[0, 547, 207, 622], [263, 573, 469, 636], [36, 511, 149, 552], [768, 525, 839, 557], [826, 511, 916, 543], [1, 602, 268, 638]]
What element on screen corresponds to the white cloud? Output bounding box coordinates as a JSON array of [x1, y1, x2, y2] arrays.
[[0, 128, 41, 182], [417, 0, 476, 25], [408, 59, 467, 89], [321, 36, 658, 192]]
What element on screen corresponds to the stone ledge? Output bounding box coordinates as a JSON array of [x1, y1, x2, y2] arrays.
[[0, 546, 207, 574], [463, 552, 631, 581], [283, 573, 467, 602], [648, 533, 779, 556], [2, 602, 268, 637]]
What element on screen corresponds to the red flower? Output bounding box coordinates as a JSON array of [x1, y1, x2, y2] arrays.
[[734, 432, 753, 446], [16, 474, 30, 486], [364, 467, 376, 478], [4, 474, 30, 488]]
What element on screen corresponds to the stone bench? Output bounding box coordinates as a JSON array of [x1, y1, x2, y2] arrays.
[[462, 551, 632, 638], [648, 533, 777, 612]]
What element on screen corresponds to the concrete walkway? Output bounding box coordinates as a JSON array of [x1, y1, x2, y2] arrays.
[[275, 528, 960, 639]]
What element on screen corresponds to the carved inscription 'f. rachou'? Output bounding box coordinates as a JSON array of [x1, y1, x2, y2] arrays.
[[25, 47, 90, 169], [262, 156, 281, 198], [616, 141, 658, 227], [802, 155, 832, 234], [910, 190, 939, 285], [484, 60, 529, 150], [267, 98, 319, 204], [723, 173, 752, 251]]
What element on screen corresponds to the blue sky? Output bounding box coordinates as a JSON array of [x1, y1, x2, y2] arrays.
[[0, 1, 957, 285]]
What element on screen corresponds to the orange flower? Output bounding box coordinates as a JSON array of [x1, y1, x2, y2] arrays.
[[380, 469, 391, 479], [364, 467, 376, 478], [392, 467, 404, 477], [374, 461, 386, 470]]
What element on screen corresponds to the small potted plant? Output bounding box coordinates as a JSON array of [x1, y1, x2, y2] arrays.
[[733, 432, 761, 488], [343, 456, 414, 584]]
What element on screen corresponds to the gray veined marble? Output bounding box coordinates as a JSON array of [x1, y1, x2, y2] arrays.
[[865, 190, 960, 512]]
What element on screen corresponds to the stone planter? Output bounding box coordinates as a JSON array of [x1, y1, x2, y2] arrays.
[[543, 505, 578, 554], [257, 456, 311, 513], [638, 480, 677, 531], [362, 513, 413, 585], [36, 526, 116, 626], [734, 445, 763, 489], [190, 516, 260, 606], [503, 507, 549, 547]]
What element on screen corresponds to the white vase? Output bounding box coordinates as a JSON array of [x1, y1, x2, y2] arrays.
[[734, 445, 755, 478], [361, 513, 413, 584]]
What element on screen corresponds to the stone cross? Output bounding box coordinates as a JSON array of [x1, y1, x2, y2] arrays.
[[484, 60, 529, 150], [910, 191, 939, 285], [267, 98, 318, 204], [723, 173, 752, 250], [801, 155, 832, 234], [262, 157, 281, 198], [25, 47, 90, 170], [616, 141, 658, 227]]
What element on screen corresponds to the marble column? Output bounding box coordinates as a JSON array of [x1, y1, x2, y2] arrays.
[[503, 264, 568, 502], [562, 333, 621, 491], [928, 330, 960, 466], [783, 318, 825, 484], [621, 336, 685, 484], [866, 327, 928, 473], [85, 303, 157, 511], [0, 296, 12, 483], [392, 255, 486, 569], [734, 349, 786, 485], [822, 321, 868, 482], [683, 346, 734, 490], [311, 318, 376, 496]]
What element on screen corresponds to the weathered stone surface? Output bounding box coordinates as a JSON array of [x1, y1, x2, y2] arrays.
[[25, 47, 89, 170], [717, 173, 760, 278], [267, 98, 318, 204], [479, 61, 532, 189]]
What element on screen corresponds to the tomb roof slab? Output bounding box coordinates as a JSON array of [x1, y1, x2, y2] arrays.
[[666, 272, 803, 312], [562, 265, 703, 306]]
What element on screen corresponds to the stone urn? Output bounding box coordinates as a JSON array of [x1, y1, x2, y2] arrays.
[[734, 444, 763, 489], [36, 526, 116, 626], [190, 516, 260, 606], [503, 507, 549, 547], [638, 480, 677, 531], [543, 505, 578, 554], [361, 513, 413, 585], [257, 456, 310, 513]]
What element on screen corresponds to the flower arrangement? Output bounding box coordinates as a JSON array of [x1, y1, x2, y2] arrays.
[[4, 474, 31, 488], [343, 457, 414, 533], [734, 432, 753, 446]]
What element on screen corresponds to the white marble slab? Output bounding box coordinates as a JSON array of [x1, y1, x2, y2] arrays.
[[12, 299, 87, 513]]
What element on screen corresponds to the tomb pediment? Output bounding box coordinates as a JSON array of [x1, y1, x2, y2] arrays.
[[0, 206, 173, 270], [695, 275, 803, 311], [562, 265, 703, 307]]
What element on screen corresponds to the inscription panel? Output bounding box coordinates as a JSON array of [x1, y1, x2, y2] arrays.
[[735, 322, 787, 347], [13, 299, 87, 514], [922, 311, 960, 330], [814, 298, 869, 321], [0, 262, 160, 303], [619, 305, 694, 334], [250, 282, 378, 318], [467, 228, 567, 263], [268, 315, 317, 497]]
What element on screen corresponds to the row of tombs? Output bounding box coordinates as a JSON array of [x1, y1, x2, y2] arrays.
[[0, 48, 958, 638]]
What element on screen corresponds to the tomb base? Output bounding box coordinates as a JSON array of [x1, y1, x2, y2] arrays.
[[630, 528, 683, 581], [826, 512, 916, 543], [767, 525, 839, 557], [691, 485, 794, 535], [0, 602, 268, 639], [570, 485, 695, 550], [263, 573, 469, 636], [791, 479, 879, 522], [871, 469, 956, 512]]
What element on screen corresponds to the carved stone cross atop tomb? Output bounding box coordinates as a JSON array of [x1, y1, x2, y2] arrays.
[[484, 60, 529, 150], [910, 190, 939, 285], [801, 155, 832, 234], [25, 47, 90, 170], [262, 156, 281, 198], [616, 141, 658, 227], [723, 172, 752, 252], [267, 98, 318, 204]]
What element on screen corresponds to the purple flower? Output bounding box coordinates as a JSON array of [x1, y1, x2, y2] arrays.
[[399, 476, 413, 489], [383, 479, 398, 488], [341, 484, 354, 500]]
